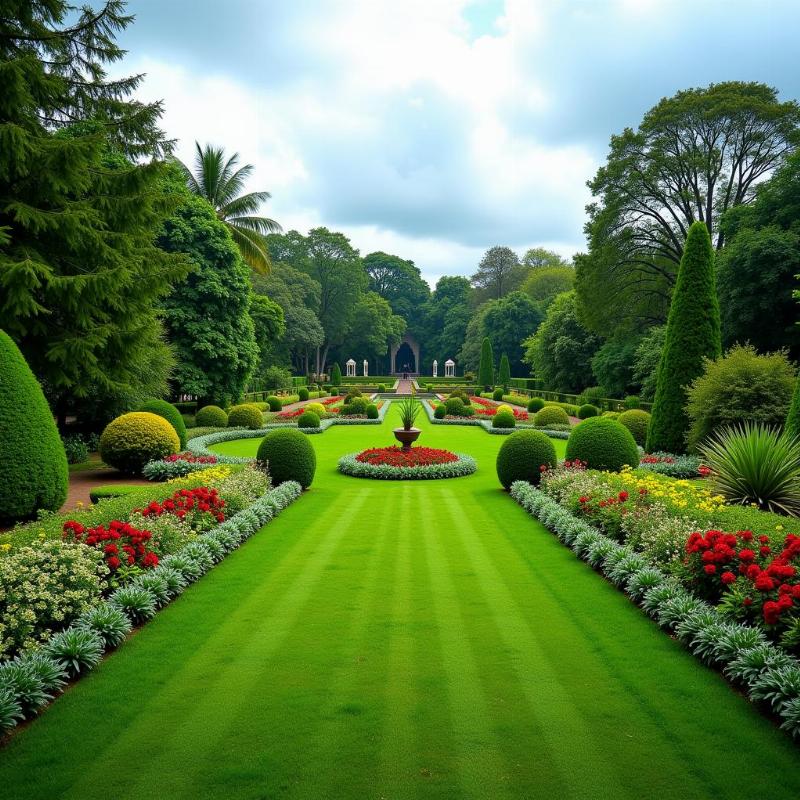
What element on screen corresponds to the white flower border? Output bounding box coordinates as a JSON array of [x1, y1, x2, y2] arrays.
[[509, 480, 800, 740], [338, 451, 477, 480]]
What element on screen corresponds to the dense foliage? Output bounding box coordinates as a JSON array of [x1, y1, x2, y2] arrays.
[[138, 399, 187, 449], [496, 431, 557, 489], [565, 417, 640, 472], [256, 428, 316, 489]]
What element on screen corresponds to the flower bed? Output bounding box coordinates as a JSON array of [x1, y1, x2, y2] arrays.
[[142, 452, 219, 481], [509, 481, 800, 739], [0, 481, 302, 736], [338, 447, 477, 480], [422, 399, 569, 438], [638, 451, 706, 478]]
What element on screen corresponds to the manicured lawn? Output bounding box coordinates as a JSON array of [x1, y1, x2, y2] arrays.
[[1, 405, 799, 798]]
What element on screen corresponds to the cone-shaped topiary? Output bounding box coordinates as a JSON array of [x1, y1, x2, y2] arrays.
[[496, 430, 557, 489], [498, 353, 511, 389], [647, 222, 721, 453], [138, 398, 186, 449], [100, 412, 179, 475], [618, 409, 651, 447], [0, 330, 68, 523], [331, 363, 342, 387], [786, 378, 800, 440], [257, 428, 316, 488], [566, 416, 639, 471], [478, 337, 494, 390], [195, 405, 228, 427]]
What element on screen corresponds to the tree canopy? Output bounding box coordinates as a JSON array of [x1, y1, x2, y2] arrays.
[[471, 246, 524, 301]]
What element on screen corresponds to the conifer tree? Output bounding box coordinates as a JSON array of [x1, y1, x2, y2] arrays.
[[478, 337, 495, 390], [647, 222, 721, 452], [786, 378, 800, 440], [498, 353, 511, 389]]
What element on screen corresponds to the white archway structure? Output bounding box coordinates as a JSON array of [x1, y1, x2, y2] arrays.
[[445, 358, 455, 378], [346, 358, 356, 377]]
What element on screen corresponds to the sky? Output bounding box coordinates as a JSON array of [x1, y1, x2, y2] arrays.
[[118, 0, 800, 287]]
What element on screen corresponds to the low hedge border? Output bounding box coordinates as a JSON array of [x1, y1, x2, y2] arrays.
[[337, 452, 477, 480], [0, 481, 302, 737], [422, 401, 570, 439], [509, 481, 800, 740]]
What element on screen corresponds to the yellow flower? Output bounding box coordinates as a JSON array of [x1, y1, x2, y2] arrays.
[[1, 543, 11, 552], [776, 524, 784, 531]]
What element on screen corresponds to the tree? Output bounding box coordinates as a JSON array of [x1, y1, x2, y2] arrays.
[[521, 247, 571, 270], [422, 276, 473, 369], [716, 150, 800, 359], [471, 246, 523, 301], [647, 222, 721, 453], [331, 362, 342, 386], [179, 142, 281, 274], [478, 337, 495, 389], [345, 292, 406, 371], [522, 292, 600, 393], [457, 304, 490, 372], [159, 194, 258, 406], [578, 82, 800, 336], [250, 294, 286, 372], [481, 291, 543, 375], [591, 337, 642, 398], [632, 326, 666, 402], [498, 354, 511, 389], [522, 267, 575, 310], [0, 3, 187, 423], [363, 251, 429, 321]]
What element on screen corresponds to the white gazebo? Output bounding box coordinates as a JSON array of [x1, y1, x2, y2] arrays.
[[445, 358, 455, 378], [363, 359, 369, 377], [346, 358, 356, 377], [432, 359, 438, 378]]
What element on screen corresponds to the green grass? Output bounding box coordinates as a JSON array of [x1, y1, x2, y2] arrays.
[[1, 404, 799, 798]]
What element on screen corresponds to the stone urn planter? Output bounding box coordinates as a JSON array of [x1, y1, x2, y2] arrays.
[[393, 427, 421, 451]]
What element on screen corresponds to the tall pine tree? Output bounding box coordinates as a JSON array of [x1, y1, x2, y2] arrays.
[[498, 353, 511, 389], [647, 222, 721, 452], [0, 2, 187, 422], [478, 337, 494, 389]]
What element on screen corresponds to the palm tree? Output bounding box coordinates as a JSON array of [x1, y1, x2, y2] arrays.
[[178, 142, 281, 274]]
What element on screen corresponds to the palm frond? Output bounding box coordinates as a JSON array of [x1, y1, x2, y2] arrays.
[[219, 191, 272, 219], [227, 223, 272, 274], [217, 163, 255, 207], [226, 214, 282, 235]]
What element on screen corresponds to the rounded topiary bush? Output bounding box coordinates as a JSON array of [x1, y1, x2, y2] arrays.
[[533, 405, 570, 427], [377, 383, 386, 392], [618, 409, 651, 447], [100, 412, 179, 475], [578, 403, 599, 420], [445, 396, 465, 415], [306, 402, 326, 417], [434, 404, 446, 419], [366, 403, 379, 419], [496, 430, 557, 489], [492, 387, 504, 401], [227, 404, 264, 429], [603, 411, 620, 420], [266, 395, 282, 412], [565, 416, 640, 471], [0, 330, 69, 523], [195, 404, 228, 427], [298, 387, 309, 401], [257, 428, 316, 488], [527, 397, 545, 413], [297, 410, 320, 429], [492, 410, 516, 428], [343, 397, 369, 415], [138, 398, 186, 448]]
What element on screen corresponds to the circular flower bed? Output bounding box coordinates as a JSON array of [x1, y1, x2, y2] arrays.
[[338, 446, 477, 480]]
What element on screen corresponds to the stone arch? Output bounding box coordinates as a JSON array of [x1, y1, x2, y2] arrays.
[[389, 332, 420, 375]]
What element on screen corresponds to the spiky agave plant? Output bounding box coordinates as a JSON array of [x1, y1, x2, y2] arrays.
[[396, 392, 421, 431], [698, 422, 800, 515]]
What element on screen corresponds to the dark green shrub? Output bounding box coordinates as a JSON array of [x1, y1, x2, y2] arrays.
[[787, 378, 800, 440], [496, 430, 557, 489], [498, 353, 511, 389], [648, 221, 721, 453], [257, 428, 316, 488], [578, 404, 599, 420], [100, 412, 179, 475], [533, 406, 570, 427], [579, 386, 605, 406], [478, 337, 494, 389], [565, 417, 639, 471], [341, 397, 369, 415], [266, 395, 282, 412], [195, 405, 228, 427], [138, 398, 187, 449], [618, 409, 651, 446], [297, 410, 320, 429], [461, 406, 475, 417], [330, 362, 342, 387], [492, 387, 504, 401], [181, 413, 196, 429], [0, 331, 68, 523], [623, 395, 641, 410], [298, 387, 309, 401], [227, 404, 264, 429], [377, 384, 386, 392], [62, 434, 89, 465], [527, 397, 545, 413], [89, 485, 142, 504], [445, 396, 465, 415], [434, 404, 446, 419], [366, 403, 379, 419], [685, 344, 795, 449], [492, 410, 516, 428]]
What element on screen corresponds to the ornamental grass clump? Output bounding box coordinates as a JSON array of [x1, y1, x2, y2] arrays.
[[698, 422, 800, 515], [397, 394, 421, 430]]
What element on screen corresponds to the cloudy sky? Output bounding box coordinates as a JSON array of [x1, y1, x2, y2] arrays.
[[119, 0, 800, 286]]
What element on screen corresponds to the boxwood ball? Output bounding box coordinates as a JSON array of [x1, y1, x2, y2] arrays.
[[257, 428, 317, 488], [496, 430, 557, 489], [565, 416, 640, 471]]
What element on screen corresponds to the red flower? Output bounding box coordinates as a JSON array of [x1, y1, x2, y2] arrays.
[[754, 574, 776, 592], [721, 571, 736, 585], [738, 549, 755, 562], [763, 600, 781, 625], [704, 564, 717, 575], [743, 597, 753, 606]]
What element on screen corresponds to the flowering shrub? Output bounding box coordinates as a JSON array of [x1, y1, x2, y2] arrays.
[[63, 519, 160, 580], [137, 486, 226, 533], [127, 511, 196, 557], [638, 451, 705, 479], [0, 541, 107, 658], [356, 446, 458, 467], [142, 452, 218, 481]]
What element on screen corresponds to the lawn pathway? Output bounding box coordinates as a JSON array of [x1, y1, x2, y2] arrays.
[[2, 405, 799, 799]]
